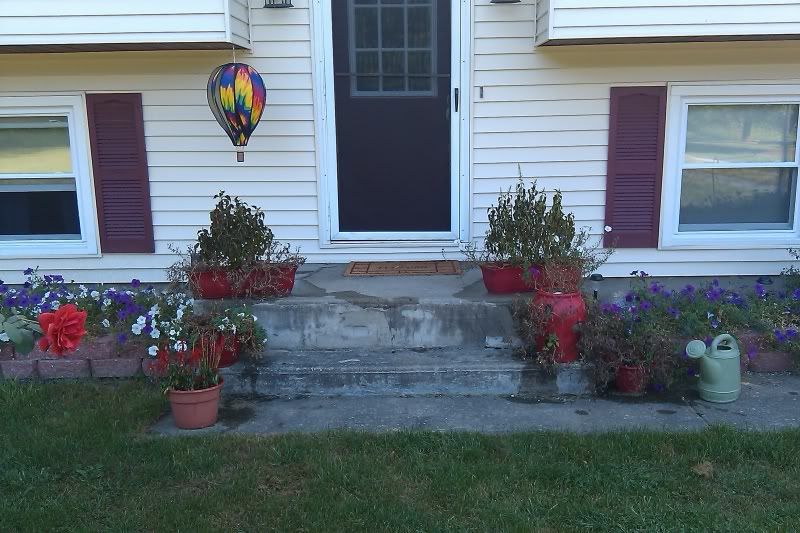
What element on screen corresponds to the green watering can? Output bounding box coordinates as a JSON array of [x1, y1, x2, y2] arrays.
[[685, 334, 741, 403]]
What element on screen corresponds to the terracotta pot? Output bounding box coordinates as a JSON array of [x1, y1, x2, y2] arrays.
[[615, 364, 647, 394], [245, 264, 298, 297], [479, 263, 540, 294], [749, 350, 793, 373], [532, 291, 586, 363], [168, 379, 223, 430], [219, 336, 241, 368], [189, 269, 235, 299]]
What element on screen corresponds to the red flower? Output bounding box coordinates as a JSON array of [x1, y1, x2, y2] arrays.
[[37, 304, 87, 356]]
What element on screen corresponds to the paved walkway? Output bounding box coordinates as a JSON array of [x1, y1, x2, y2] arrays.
[[152, 373, 800, 436]]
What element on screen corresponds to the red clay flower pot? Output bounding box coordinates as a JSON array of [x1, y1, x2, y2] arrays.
[[218, 336, 241, 368], [190, 269, 235, 299], [533, 291, 586, 363], [168, 380, 223, 430], [479, 263, 540, 294], [246, 264, 298, 297], [615, 365, 647, 394]]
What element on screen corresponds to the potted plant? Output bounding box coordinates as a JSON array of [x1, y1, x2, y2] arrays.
[[155, 339, 223, 430], [182, 306, 265, 368], [526, 190, 611, 363], [465, 177, 547, 294], [578, 301, 677, 394], [171, 192, 305, 299]]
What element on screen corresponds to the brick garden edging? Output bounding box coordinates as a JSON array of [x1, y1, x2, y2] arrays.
[[0, 335, 146, 380]]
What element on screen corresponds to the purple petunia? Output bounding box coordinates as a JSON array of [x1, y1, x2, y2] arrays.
[[755, 283, 767, 299], [600, 303, 622, 315], [130, 279, 141, 288], [667, 307, 680, 319], [23, 267, 34, 276], [116, 333, 128, 344], [680, 284, 696, 297], [687, 367, 696, 377], [638, 301, 652, 312], [775, 329, 788, 343]]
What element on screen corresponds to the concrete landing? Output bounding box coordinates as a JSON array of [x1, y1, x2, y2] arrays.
[[220, 348, 590, 398], [151, 373, 800, 436]]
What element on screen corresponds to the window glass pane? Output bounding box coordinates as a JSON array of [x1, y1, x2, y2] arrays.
[[355, 51, 379, 74], [356, 76, 380, 92], [407, 6, 432, 48], [679, 168, 796, 230], [685, 104, 799, 164], [408, 76, 432, 92], [0, 116, 71, 174], [354, 7, 378, 48], [0, 178, 81, 239], [407, 51, 431, 74], [382, 76, 405, 91], [381, 51, 404, 75], [354, 0, 377, 4], [381, 7, 405, 48]]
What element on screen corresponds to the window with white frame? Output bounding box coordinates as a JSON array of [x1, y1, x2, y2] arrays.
[[662, 85, 800, 248], [0, 95, 97, 256]]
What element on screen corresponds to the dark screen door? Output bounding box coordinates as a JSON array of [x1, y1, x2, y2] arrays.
[[332, 0, 452, 234]]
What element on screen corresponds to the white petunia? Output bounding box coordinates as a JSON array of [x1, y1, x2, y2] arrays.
[[150, 328, 160, 339], [176, 308, 184, 320], [101, 319, 110, 328], [136, 316, 146, 325], [103, 298, 111, 307], [131, 323, 143, 336], [90, 290, 100, 300], [147, 345, 158, 357], [169, 329, 176, 336], [0, 332, 9, 342], [173, 341, 187, 352], [252, 315, 258, 322], [51, 301, 60, 310], [149, 304, 160, 316]]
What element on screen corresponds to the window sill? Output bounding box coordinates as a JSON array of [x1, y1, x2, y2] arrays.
[[0, 239, 99, 259], [660, 230, 800, 250]]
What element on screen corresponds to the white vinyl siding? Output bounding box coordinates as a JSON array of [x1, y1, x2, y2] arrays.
[[473, 0, 800, 277], [537, 0, 800, 45], [0, 0, 251, 50]]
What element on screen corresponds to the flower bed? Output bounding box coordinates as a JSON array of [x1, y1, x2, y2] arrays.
[[0, 268, 264, 380], [577, 272, 799, 394]]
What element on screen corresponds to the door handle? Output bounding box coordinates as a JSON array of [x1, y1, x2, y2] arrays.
[[454, 88, 459, 112]]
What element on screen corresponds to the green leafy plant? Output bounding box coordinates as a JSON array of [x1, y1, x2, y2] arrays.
[[577, 301, 679, 393], [0, 313, 42, 355]]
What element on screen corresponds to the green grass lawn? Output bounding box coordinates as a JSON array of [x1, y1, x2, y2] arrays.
[[2, 381, 799, 532]]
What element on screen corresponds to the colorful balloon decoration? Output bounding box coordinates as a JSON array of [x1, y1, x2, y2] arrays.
[[207, 63, 266, 162]]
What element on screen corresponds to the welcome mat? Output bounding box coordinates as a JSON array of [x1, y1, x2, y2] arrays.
[[344, 260, 462, 276]]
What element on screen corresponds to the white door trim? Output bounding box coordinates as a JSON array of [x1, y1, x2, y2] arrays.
[[311, 0, 471, 245]]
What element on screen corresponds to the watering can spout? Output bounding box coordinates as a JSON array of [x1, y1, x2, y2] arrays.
[[685, 340, 708, 359]]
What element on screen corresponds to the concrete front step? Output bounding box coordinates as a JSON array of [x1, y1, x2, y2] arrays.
[[250, 297, 518, 350], [196, 264, 525, 350], [220, 348, 590, 398]]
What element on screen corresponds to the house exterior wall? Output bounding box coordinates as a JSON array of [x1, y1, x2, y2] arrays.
[[0, 0, 250, 49], [537, 0, 800, 44], [0, 0, 799, 284]]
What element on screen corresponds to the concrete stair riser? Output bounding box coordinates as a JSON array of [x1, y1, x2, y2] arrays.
[[219, 349, 590, 398], [201, 299, 519, 350]]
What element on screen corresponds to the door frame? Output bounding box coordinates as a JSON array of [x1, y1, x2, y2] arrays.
[[311, 0, 471, 244]]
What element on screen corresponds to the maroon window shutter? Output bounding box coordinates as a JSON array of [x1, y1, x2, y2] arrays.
[[604, 86, 667, 248], [86, 93, 154, 253]]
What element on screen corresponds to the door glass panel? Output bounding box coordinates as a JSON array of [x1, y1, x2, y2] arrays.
[[354, 7, 378, 48], [407, 7, 432, 47], [350, 0, 436, 96], [679, 167, 796, 230], [685, 104, 799, 164]]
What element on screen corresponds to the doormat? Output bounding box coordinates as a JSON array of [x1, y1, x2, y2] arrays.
[[344, 260, 462, 276]]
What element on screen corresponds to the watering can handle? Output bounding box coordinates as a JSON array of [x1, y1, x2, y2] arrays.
[[711, 334, 738, 352]]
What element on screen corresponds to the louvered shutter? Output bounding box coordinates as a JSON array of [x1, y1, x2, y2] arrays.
[[603, 86, 667, 248], [86, 93, 154, 253]]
